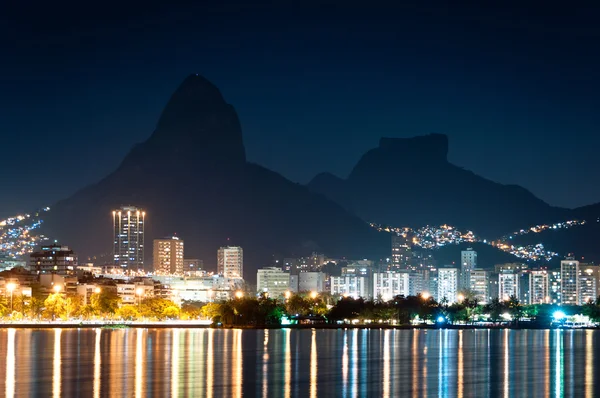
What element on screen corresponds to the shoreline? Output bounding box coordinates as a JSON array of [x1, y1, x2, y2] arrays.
[[0, 322, 597, 330]]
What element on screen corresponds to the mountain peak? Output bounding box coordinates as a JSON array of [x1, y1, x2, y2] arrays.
[[378, 134, 448, 162], [127, 74, 247, 168]]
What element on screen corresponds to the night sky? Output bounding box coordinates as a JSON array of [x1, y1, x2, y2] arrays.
[[2, 1, 600, 217]]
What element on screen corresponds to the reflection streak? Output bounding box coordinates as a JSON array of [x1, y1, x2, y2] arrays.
[[586, 330, 593, 398], [207, 329, 214, 398], [504, 330, 509, 398], [53, 328, 61, 398], [310, 330, 317, 398], [233, 329, 242, 398], [383, 330, 390, 398], [93, 329, 101, 398], [262, 330, 269, 398], [284, 329, 291, 398], [342, 331, 348, 397], [458, 330, 463, 398], [135, 329, 144, 398], [351, 330, 358, 398], [5, 329, 15, 398], [171, 329, 180, 398]]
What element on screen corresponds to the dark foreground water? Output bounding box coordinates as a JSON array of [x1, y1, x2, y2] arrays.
[[0, 328, 598, 397]]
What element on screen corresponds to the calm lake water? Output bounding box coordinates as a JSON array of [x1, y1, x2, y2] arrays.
[[0, 328, 597, 397]]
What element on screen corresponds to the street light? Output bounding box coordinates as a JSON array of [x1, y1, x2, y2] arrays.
[[136, 287, 144, 308], [310, 291, 318, 299], [94, 287, 101, 294], [284, 291, 291, 300], [235, 291, 244, 299], [53, 285, 62, 294], [457, 294, 465, 303], [6, 283, 16, 313], [422, 292, 430, 300]]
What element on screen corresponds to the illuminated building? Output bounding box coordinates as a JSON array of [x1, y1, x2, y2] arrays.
[[112, 206, 145, 269], [373, 271, 410, 300], [153, 237, 184, 275], [549, 270, 561, 304], [256, 267, 290, 297], [498, 270, 519, 300], [29, 244, 77, 275], [330, 274, 369, 299], [437, 267, 458, 303], [561, 258, 579, 305], [469, 269, 489, 304], [217, 246, 243, 279], [460, 248, 477, 290], [391, 234, 411, 269], [578, 264, 599, 305], [529, 269, 549, 304]]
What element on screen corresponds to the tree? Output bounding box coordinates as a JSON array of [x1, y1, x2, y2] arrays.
[[116, 305, 140, 321], [285, 295, 311, 317], [64, 295, 82, 319], [162, 306, 180, 319], [484, 298, 505, 324], [201, 303, 224, 320], [43, 293, 66, 320], [92, 290, 121, 316], [506, 295, 523, 325]]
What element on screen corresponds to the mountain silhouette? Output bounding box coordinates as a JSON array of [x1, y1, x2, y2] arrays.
[[42, 75, 387, 277], [308, 134, 569, 237]]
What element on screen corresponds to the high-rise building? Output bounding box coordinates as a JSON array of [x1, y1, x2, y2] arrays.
[[218, 246, 243, 279], [578, 264, 599, 305], [153, 237, 184, 275], [438, 268, 458, 303], [469, 269, 489, 304], [498, 270, 519, 300], [373, 271, 410, 300], [391, 234, 411, 269], [461, 248, 477, 271], [183, 259, 203, 272], [298, 272, 326, 293], [460, 248, 477, 289], [112, 206, 145, 269], [330, 275, 370, 299], [29, 244, 77, 275], [549, 270, 562, 304], [256, 267, 290, 297], [561, 258, 579, 305], [529, 270, 549, 305]]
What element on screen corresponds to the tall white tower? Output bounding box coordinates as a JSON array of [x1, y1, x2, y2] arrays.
[[112, 206, 145, 269]]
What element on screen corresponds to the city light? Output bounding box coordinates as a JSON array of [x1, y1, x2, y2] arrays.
[[284, 291, 291, 299], [53, 285, 62, 293], [421, 292, 430, 300], [457, 294, 465, 302], [235, 291, 244, 299], [94, 287, 101, 294], [436, 316, 445, 323], [310, 291, 318, 299], [553, 311, 566, 320]]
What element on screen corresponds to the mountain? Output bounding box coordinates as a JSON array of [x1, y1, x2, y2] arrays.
[[42, 75, 387, 277], [308, 134, 569, 238]]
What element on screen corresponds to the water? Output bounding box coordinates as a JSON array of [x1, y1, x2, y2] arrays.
[[0, 328, 598, 397]]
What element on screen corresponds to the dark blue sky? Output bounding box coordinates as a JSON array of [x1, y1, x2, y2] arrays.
[[1, 1, 599, 217]]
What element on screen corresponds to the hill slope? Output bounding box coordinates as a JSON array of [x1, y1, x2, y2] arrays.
[[309, 134, 568, 237], [42, 75, 387, 276]]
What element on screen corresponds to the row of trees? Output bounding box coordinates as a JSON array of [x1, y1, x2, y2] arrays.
[[193, 293, 600, 327], [0, 288, 185, 321], [4, 286, 600, 327]]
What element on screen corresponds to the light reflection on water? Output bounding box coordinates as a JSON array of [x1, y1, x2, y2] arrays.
[[0, 328, 599, 397]]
